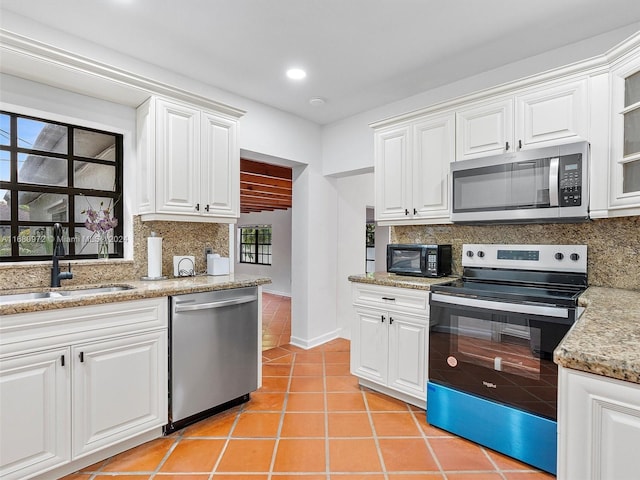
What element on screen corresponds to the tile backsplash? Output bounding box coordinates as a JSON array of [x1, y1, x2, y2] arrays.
[[392, 216, 640, 290], [0, 216, 229, 290]]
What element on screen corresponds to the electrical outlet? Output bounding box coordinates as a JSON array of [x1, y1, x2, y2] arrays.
[[204, 247, 213, 261]]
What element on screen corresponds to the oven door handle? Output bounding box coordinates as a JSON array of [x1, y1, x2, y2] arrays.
[[430, 293, 569, 318]]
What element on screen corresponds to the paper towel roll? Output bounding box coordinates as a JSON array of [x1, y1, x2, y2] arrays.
[[147, 234, 163, 278]]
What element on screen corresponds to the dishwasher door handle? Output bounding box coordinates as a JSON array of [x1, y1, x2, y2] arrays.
[[174, 295, 256, 312]]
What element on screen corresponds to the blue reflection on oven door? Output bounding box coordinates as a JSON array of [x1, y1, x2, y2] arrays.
[[427, 381, 557, 475]]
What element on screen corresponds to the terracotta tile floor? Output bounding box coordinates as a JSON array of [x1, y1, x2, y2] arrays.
[[261, 293, 291, 351], [64, 338, 554, 479]]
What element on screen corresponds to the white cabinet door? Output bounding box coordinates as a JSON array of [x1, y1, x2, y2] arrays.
[[351, 307, 388, 385], [558, 367, 640, 480], [155, 98, 201, 214], [609, 52, 640, 212], [72, 331, 167, 458], [201, 111, 239, 218], [387, 313, 428, 399], [412, 112, 455, 220], [0, 348, 70, 480], [374, 124, 412, 221], [515, 79, 587, 149], [456, 98, 514, 161]]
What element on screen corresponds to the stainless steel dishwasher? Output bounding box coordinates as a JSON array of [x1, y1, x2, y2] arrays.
[[165, 286, 258, 433]]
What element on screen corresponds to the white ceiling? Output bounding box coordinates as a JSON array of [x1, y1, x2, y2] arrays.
[[2, 0, 640, 125]]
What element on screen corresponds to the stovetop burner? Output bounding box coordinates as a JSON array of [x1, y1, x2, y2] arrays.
[[432, 243, 589, 308], [431, 278, 584, 307]]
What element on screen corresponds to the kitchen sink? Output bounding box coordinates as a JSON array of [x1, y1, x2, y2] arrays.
[[0, 285, 135, 304]]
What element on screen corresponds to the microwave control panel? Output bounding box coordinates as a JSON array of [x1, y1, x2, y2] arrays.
[[558, 154, 582, 207]]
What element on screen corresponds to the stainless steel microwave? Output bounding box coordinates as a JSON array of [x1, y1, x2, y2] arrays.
[[387, 244, 452, 277], [450, 141, 589, 224]]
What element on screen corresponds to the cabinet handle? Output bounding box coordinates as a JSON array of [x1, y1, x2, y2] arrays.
[[79, 352, 84, 363], [205, 204, 210, 212], [60, 355, 65, 367], [404, 209, 409, 216], [518, 139, 522, 150], [505, 141, 510, 151], [381, 315, 385, 323], [389, 317, 394, 325], [195, 203, 200, 211], [413, 208, 417, 215], [381, 297, 396, 301]]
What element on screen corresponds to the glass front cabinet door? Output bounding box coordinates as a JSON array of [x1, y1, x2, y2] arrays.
[[610, 51, 640, 212]]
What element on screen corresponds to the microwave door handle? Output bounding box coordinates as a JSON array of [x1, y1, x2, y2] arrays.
[[549, 157, 560, 207]]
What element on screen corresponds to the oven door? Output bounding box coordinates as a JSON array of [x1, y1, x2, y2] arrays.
[[429, 292, 574, 420]]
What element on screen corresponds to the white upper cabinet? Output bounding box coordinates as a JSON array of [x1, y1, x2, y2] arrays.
[[456, 78, 588, 161], [137, 95, 242, 223], [456, 98, 513, 160], [608, 49, 640, 214], [374, 111, 454, 225]]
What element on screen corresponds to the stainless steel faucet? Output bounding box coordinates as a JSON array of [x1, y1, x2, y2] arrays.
[[51, 223, 73, 287]]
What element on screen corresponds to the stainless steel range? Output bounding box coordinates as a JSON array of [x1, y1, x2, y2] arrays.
[[427, 244, 588, 475]]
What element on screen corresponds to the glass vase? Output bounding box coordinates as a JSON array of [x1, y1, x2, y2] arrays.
[[97, 232, 110, 259]]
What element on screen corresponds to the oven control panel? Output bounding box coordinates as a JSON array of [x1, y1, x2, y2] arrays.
[[462, 244, 587, 273]]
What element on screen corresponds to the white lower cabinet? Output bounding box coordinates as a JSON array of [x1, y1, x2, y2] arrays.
[[0, 298, 168, 480], [72, 331, 166, 458], [0, 348, 70, 479], [351, 283, 429, 408], [557, 366, 640, 480]]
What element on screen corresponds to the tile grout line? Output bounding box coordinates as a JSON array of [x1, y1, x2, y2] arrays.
[[322, 349, 331, 480], [207, 405, 244, 480], [266, 350, 295, 479], [361, 389, 390, 480], [408, 407, 446, 479]]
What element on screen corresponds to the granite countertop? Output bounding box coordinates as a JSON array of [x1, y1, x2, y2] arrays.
[[348, 271, 458, 290], [0, 274, 272, 316], [554, 286, 640, 385]]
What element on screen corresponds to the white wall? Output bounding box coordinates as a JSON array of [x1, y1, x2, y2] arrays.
[[0, 74, 137, 259], [234, 209, 292, 297], [321, 23, 640, 176], [336, 172, 375, 339]]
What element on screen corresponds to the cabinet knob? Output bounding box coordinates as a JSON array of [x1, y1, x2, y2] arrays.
[[389, 317, 394, 325], [404, 209, 409, 216], [381, 315, 385, 323], [413, 208, 417, 215], [505, 141, 510, 151], [518, 139, 523, 150], [195, 203, 200, 212], [79, 352, 84, 363], [205, 204, 210, 212]]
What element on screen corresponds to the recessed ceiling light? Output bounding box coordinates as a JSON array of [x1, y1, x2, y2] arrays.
[[286, 68, 307, 80], [309, 97, 326, 107]]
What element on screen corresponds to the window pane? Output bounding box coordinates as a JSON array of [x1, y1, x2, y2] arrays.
[[623, 159, 640, 194], [18, 225, 67, 257], [625, 70, 640, 107], [74, 129, 116, 160], [0, 189, 8, 220], [17, 118, 67, 153], [74, 227, 114, 256], [18, 191, 68, 222], [0, 225, 9, 257], [624, 108, 640, 157], [0, 150, 9, 181], [75, 195, 118, 226], [0, 114, 10, 146], [74, 161, 116, 190], [18, 153, 67, 187]]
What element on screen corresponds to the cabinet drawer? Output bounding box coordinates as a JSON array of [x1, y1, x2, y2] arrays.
[[352, 283, 428, 315]]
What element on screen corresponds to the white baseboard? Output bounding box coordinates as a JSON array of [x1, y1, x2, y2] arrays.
[[289, 328, 340, 350]]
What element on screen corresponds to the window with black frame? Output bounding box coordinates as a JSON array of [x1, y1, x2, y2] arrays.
[[0, 111, 124, 261], [239, 225, 272, 265]]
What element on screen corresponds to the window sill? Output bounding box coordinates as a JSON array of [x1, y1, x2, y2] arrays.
[[0, 258, 134, 270]]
